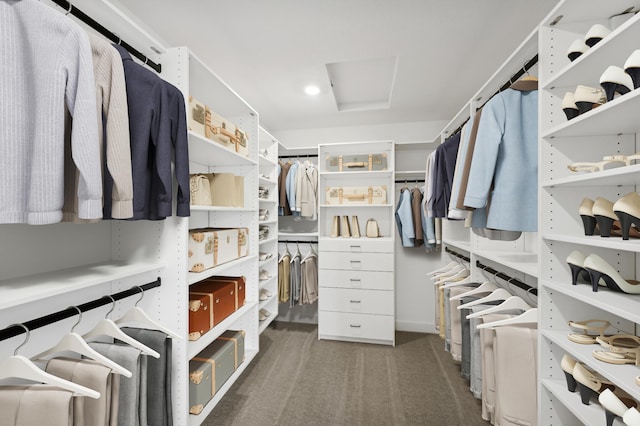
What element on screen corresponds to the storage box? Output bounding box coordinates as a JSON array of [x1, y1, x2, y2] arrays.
[[189, 281, 236, 340], [203, 276, 246, 309], [188, 228, 249, 273], [188, 97, 206, 136], [188, 293, 213, 341], [325, 186, 387, 205], [204, 108, 249, 157], [209, 173, 244, 208], [218, 329, 246, 368], [189, 337, 237, 414], [234, 129, 249, 157], [325, 153, 387, 172]]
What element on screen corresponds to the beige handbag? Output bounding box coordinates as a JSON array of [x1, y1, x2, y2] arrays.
[[365, 218, 381, 238], [351, 216, 361, 238], [190, 174, 212, 206]]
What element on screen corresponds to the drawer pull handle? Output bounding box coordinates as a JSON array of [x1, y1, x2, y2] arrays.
[[349, 278, 361, 282], [350, 245, 361, 250], [349, 324, 361, 328], [349, 300, 361, 304]]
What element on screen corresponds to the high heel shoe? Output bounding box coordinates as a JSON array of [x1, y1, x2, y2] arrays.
[[572, 361, 616, 405], [600, 65, 634, 101], [579, 198, 598, 235], [583, 254, 640, 294], [624, 50, 640, 89], [599, 388, 639, 426], [593, 197, 621, 237], [560, 354, 578, 392], [584, 23, 612, 47], [562, 92, 579, 120], [614, 192, 640, 240], [574, 85, 607, 114], [566, 250, 592, 286], [567, 38, 589, 62], [624, 407, 640, 426]]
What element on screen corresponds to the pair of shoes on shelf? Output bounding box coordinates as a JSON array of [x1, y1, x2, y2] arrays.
[[594, 334, 640, 366], [561, 354, 617, 405], [623, 406, 640, 426], [259, 308, 271, 321], [259, 289, 272, 301], [599, 388, 639, 426], [566, 251, 640, 293], [259, 209, 269, 221], [568, 151, 640, 174], [566, 24, 611, 61], [567, 319, 612, 344], [562, 85, 606, 119], [259, 270, 272, 281], [579, 194, 640, 240], [259, 252, 273, 261]]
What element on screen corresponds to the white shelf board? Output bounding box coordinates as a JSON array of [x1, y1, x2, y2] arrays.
[[543, 233, 640, 253], [187, 302, 257, 359], [443, 239, 472, 253], [475, 250, 539, 278], [258, 197, 277, 204], [187, 256, 256, 285], [258, 293, 277, 310], [259, 314, 277, 334], [542, 279, 640, 325], [319, 170, 392, 178], [0, 261, 161, 311], [259, 220, 277, 226], [258, 257, 277, 268], [318, 236, 393, 243], [259, 236, 278, 245], [543, 164, 640, 187], [279, 232, 319, 238], [188, 131, 257, 166], [541, 379, 607, 426], [541, 1, 640, 27], [190, 205, 254, 213], [258, 154, 277, 167], [542, 88, 640, 139], [259, 275, 276, 289], [543, 12, 640, 91], [188, 349, 258, 426], [542, 329, 640, 401], [258, 176, 277, 185], [320, 204, 393, 208]]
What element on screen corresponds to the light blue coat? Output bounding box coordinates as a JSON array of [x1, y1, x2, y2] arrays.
[[463, 88, 538, 232], [395, 188, 415, 247]]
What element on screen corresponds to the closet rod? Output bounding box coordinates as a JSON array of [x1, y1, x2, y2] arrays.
[[279, 154, 318, 159], [444, 246, 470, 263], [395, 179, 425, 183], [475, 261, 538, 296], [50, 0, 162, 73], [279, 239, 318, 244], [0, 278, 161, 342]]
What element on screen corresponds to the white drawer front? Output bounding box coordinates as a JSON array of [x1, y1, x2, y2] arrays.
[[319, 288, 393, 315], [319, 269, 394, 291], [319, 311, 394, 342], [319, 252, 393, 271], [319, 238, 393, 253]]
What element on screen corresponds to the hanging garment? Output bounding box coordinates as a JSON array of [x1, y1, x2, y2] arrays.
[[469, 305, 489, 400], [432, 132, 461, 218], [463, 84, 538, 232], [448, 117, 473, 220], [420, 186, 436, 249], [45, 358, 113, 426], [455, 109, 482, 211], [122, 328, 173, 426], [63, 32, 133, 223], [301, 250, 318, 304], [410, 186, 424, 247], [448, 286, 472, 362], [285, 161, 299, 217], [1, 0, 102, 224], [289, 251, 301, 307], [90, 342, 146, 426], [300, 163, 318, 220], [479, 313, 512, 423], [278, 161, 292, 216], [395, 188, 415, 247], [0, 385, 75, 426], [278, 253, 291, 302], [426, 149, 439, 217]]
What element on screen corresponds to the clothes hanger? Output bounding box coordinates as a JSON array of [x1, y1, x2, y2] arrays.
[[301, 242, 316, 263], [290, 242, 301, 263], [434, 267, 469, 285], [0, 324, 100, 399], [440, 275, 476, 289], [278, 242, 290, 262], [457, 288, 511, 310], [115, 287, 182, 340], [33, 307, 132, 377], [82, 296, 160, 359], [432, 264, 465, 280], [450, 281, 498, 301], [466, 296, 532, 319], [65, 0, 73, 15], [428, 261, 458, 276], [477, 308, 538, 329]]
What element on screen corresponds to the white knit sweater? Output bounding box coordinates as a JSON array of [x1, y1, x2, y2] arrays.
[[0, 0, 102, 224]]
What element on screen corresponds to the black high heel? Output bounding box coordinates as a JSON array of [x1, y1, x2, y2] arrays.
[[578, 198, 597, 235], [577, 383, 598, 405], [572, 362, 616, 406], [566, 251, 590, 286], [625, 67, 640, 89], [600, 81, 631, 102], [600, 66, 633, 102], [560, 354, 577, 392], [613, 192, 640, 240], [616, 211, 640, 240], [594, 215, 614, 237], [624, 50, 640, 89], [585, 268, 605, 292]]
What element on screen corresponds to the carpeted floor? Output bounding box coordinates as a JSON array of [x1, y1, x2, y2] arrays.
[[204, 322, 490, 426]]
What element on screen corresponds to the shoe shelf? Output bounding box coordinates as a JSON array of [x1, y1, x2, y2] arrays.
[[474, 250, 539, 278], [542, 164, 640, 188], [259, 236, 278, 246], [187, 255, 257, 285], [259, 313, 276, 334], [542, 279, 640, 325], [188, 348, 259, 426], [259, 275, 276, 289], [259, 219, 278, 226], [542, 330, 640, 401], [543, 11, 640, 92], [259, 258, 276, 268], [259, 175, 277, 185], [543, 233, 640, 253], [442, 238, 472, 253], [258, 154, 277, 167], [541, 379, 609, 426]]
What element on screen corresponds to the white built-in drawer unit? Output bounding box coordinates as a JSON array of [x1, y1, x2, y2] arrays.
[[318, 311, 395, 343], [319, 251, 393, 272], [319, 288, 394, 315], [319, 237, 393, 253], [319, 269, 394, 291]]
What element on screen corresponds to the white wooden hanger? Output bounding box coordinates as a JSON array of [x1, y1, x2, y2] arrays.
[[441, 276, 475, 289], [457, 288, 511, 310], [34, 307, 133, 377], [432, 264, 465, 280], [301, 243, 317, 263], [466, 296, 532, 319], [450, 282, 498, 301], [428, 261, 457, 276], [83, 296, 160, 359], [278, 243, 290, 263], [115, 288, 182, 340], [290, 242, 301, 263], [0, 324, 99, 399], [477, 308, 539, 329], [434, 268, 469, 285]]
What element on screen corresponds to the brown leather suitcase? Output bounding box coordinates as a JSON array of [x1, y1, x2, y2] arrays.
[[188, 293, 213, 341], [204, 276, 246, 309], [189, 280, 236, 339]]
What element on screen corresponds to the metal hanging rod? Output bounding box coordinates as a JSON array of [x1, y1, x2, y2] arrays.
[[395, 179, 425, 183], [444, 246, 470, 262], [279, 154, 319, 159], [0, 278, 162, 342], [476, 261, 537, 296], [50, 0, 162, 73], [279, 239, 318, 244]]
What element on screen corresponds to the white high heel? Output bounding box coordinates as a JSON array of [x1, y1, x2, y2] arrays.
[[624, 407, 640, 426], [573, 85, 606, 114], [584, 23, 612, 47], [583, 254, 640, 293], [600, 65, 634, 101], [562, 92, 579, 120], [624, 49, 640, 89], [599, 388, 638, 426], [567, 38, 589, 62]]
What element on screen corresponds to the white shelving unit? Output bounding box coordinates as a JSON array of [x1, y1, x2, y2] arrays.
[[538, 1, 640, 423], [258, 126, 279, 331], [317, 141, 396, 345]]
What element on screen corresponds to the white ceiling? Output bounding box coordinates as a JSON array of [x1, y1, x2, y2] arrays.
[[115, 0, 560, 132]]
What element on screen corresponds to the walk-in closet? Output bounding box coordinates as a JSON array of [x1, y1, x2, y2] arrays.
[[3, 1, 640, 425]]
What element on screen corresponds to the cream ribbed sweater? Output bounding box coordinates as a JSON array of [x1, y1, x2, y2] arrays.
[[0, 0, 101, 224], [63, 32, 134, 221]]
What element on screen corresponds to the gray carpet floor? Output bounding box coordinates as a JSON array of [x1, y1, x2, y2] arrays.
[[204, 322, 489, 426]]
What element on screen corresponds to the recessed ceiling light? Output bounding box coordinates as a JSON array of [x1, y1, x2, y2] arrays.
[[304, 85, 320, 96]]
